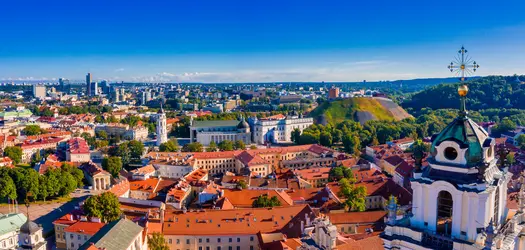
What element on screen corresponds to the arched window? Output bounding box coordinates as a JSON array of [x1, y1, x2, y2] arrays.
[[437, 190, 453, 236]]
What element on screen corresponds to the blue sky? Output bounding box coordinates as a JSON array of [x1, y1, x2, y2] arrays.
[[2, 0, 525, 82]]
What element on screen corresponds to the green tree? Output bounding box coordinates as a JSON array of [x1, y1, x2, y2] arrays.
[[329, 167, 344, 181], [207, 141, 218, 152], [507, 153, 516, 166], [332, 129, 343, 144], [148, 232, 170, 250], [338, 178, 367, 212], [249, 145, 257, 150], [31, 150, 42, 167], [218, 140, 234, 151], [252, 195, 282, 208], [517, 134, 525, 150], [182, 142, 203, 152], [159, 140, 179, 152], [291, 128, 301, 144], [102, 157, 123, 178], [38, 175, 49, 201], [59, 172, 78, 196], [62, 163, 84, 187], [342, 133, 361, 155], [23, 125, 43, 136], [121, 115, 141, 127], [4, 146, 22, 164], [128, 140, 145, 159], [236, 180, 248, 190], [42, 169, 61, 199], [319, 132, 333, 147], [0, 175, 17, 201], [96, 130, 108, 140], [412, 139, 428, 171], [83, 192, 122, 223], [234, 140, 246, 150]]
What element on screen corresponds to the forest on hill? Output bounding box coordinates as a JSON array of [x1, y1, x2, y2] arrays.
[[402, 75, 525, 111]]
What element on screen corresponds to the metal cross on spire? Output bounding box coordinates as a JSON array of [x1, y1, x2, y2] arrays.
[[448, 46, 480, 82]]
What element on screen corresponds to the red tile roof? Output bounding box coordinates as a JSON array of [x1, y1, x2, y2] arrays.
[[163, 205, 314, 237], [67, 137, 90, 154], [328, 211, 387, 225], [222, 189, 294, 208], [64, 221, 106, 235]]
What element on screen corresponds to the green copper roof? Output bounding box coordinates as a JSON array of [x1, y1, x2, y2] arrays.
[[0, 213, 27, 235], [79, 218, 143, 250], [0, 109, 33, 118], [431, 117, 489, 167]]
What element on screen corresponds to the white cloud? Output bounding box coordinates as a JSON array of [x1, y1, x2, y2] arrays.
[[114, 68, 125, 72]]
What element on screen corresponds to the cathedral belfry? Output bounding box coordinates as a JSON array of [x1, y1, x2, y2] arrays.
[[380, 83, 524, 249]]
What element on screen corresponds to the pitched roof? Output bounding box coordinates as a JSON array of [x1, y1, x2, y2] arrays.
[[79, 219, 144, 250], [162, 205, 314, 237], [328, 211, 387, 225], [221, 189, 294, 208], [129, 178, 161, 194], [131, 165, 156, 175], [237, 151, 269, 166], [294, 167, 330, 180], [64, 221, 106, 235], [0, 213, 27, 235]]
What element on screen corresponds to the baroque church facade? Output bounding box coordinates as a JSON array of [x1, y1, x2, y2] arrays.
[[381, 85, 525, 249]]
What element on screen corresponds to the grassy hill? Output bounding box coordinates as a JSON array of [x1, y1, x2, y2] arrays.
[[309, 97, 411, 125]]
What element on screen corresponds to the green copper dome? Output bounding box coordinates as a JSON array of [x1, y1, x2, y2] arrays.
[[431, 116, 489, 167]]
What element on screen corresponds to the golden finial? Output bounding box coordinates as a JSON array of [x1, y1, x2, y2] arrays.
[[458, 84, 468, 97]]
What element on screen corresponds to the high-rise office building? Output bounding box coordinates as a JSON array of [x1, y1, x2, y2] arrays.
[[89, 81, 98, 96], [59, 78, 71, 93], [100, 80, 110, 95], [86, 73, 92, 96], [32, 85, 46, 99]]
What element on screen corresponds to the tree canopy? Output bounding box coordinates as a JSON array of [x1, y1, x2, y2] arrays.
[[182, 142, 203, 152], [159, 140, 180, 152], [83, 192, 122, 223], [4, 146, 22, 164], [252, 195, 282, 208], [148, 232, 170, 250], [102, 156, 123, 178], [23, 125, 44, 136]]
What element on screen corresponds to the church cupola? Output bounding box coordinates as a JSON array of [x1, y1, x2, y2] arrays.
[[427, 84, 495, 175]]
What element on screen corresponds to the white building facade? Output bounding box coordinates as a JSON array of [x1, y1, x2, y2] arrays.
[[382, 86, 525, 250], [252, 115, 313, 145], [189, 117, 251, 146]]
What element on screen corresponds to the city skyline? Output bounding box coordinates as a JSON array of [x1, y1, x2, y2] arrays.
[[2, 0, 525, 82]]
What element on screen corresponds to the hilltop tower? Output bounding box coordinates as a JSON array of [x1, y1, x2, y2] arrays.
[[156, 104, 168, 146]]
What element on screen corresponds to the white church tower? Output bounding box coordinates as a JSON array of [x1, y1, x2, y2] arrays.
[[382, 84, 525, 249], [156, 104, 168, 146]]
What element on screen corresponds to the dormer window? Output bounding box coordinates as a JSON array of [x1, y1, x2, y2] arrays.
[[444, 147, 458, 161]]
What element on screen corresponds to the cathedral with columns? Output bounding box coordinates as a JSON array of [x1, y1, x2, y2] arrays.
[[381, 84, 525, 249]]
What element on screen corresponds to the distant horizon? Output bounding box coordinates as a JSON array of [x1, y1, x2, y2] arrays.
[[0, 74, 501, 84]]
